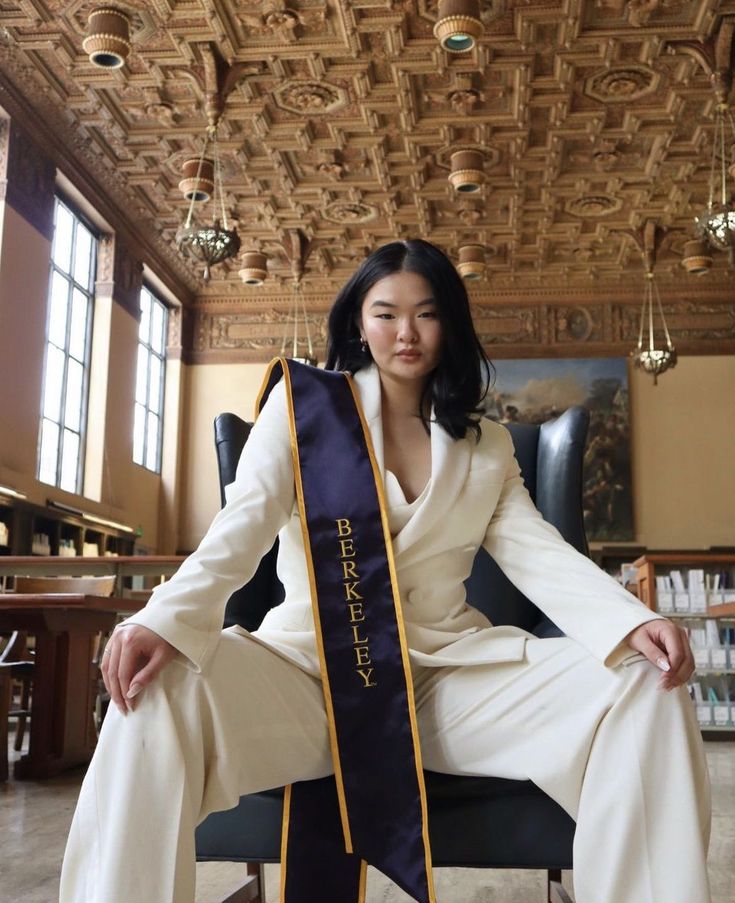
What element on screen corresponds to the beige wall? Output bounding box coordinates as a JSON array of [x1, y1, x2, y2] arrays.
[[176, 356, 735, 554], [178, 362, 269, 550], [0, 204, 49, 482], [629, 355, 735, 549]]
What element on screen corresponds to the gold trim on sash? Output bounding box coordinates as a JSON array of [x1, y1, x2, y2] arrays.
[[279, 783, 292, 902], [344, 373, 438, 903], [256, 358, 354, 853]]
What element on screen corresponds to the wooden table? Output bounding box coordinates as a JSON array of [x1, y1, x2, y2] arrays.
[[0, 593, 145, 780]]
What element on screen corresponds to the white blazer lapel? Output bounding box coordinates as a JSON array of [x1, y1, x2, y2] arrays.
[[352, 363, 385, 475], [391, 415, 471, 556], [351, 364, 471, 557]]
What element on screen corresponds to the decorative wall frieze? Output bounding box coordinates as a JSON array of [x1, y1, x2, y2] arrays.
[[166, 305, 194, 362], [96, 235, 144, 319], [0, 118, 55, 240], [184, 295, 735, 364]]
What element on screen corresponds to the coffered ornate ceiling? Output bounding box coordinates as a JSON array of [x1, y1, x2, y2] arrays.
[[1, 0, 734, 361]]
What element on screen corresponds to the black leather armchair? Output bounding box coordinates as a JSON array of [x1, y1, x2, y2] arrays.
[[196, 406, 590, 903]]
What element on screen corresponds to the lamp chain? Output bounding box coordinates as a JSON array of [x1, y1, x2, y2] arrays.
[[652, 275, 674, 351], [184, 129, 212, 229], [212, 127, 229, 230]]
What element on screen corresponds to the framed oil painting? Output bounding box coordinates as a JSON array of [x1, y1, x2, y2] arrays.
[[484, 358, 633, 542]]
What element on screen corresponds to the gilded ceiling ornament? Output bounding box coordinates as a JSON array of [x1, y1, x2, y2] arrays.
[[274, 79, 346, 115], [566, 195, 623, 217], [448, 89, 481, 114], [585, 65, 659, 103], [569, 138, 639, 173], [323, 201, 378, 224], [314, 151, 348, 180], [457, 199, 482, 225], [626, 0, 661, 28], [237, 1, 326, 39], [569, 245, 595, 262], [144, 101, 176, 127]]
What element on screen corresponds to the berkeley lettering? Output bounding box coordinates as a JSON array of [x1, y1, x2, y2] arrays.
[[336, 518, 377, 688]]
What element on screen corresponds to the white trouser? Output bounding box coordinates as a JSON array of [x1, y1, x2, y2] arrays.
[[60, 628, 711, 903]]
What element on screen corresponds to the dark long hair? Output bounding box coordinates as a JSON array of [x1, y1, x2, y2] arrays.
[[326, 239, 492, 441]]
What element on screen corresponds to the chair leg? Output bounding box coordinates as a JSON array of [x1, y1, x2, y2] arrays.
[[0, 671, 11, 782], [13, 677, 31, 751], [548, 868, 574, 903], [212, 862, 264, 903]]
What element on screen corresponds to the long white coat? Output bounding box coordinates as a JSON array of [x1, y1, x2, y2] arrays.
[[126, 363, 660, 675]]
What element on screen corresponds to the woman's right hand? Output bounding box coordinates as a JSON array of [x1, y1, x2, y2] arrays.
[[101, 624, 177, 714]]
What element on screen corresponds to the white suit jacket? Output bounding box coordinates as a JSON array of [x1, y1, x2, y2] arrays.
[[127, 364, 660, 676]]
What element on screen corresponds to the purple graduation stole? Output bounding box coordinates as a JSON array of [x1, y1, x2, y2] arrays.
[[256, 358, 436, 903]]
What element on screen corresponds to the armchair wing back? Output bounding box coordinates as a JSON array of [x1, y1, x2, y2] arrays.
[[464, 406, 590, 638]]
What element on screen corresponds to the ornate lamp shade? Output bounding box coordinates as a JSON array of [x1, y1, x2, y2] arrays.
[[82, 7, 131, 69], [681, 239, 713, 275], [178, 158, 214, 202], [176, 221, 241, 283], [457, 244, 486, 280], [434, 0, 483, 53], [696, 202, 735, 252], [239, 251, 268, 286], [631, 272, 677, 385], [448, 150, 485, 193]]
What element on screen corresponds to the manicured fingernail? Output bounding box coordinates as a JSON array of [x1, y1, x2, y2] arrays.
[[126, 684, 142, 699], [656, 657, 671, 672]]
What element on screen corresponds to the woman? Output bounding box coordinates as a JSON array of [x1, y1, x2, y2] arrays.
[[61, 240, 710, 902]]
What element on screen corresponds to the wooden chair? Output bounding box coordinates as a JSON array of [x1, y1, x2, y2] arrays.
[[0, 631, 34, 781]]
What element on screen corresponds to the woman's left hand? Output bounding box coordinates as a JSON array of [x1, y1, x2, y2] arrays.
[[625, 620, 695, 690]]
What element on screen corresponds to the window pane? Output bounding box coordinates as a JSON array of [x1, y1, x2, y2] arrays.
[[145, 412, 159, 471], [48, 271, 69, 348], [148, 355, 161, 411], [43, 345, 65, 421], [52, 204, 74, 272], [38, 419, 60, 485], [135, 348, 149, 405], [139, 291, 151, 344], [133, 403, 146, 465], [65, 358, 83, 432], [60, 429, 80, 493], [73, 224, 94, 290], [69, 289, 89, 361], [151, 300, 165, 354]]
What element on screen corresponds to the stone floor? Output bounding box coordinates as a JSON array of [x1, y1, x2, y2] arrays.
[[1, 740, 733, 902]]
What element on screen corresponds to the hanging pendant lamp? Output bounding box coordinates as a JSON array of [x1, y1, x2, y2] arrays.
[[695, 102, 735, 260], [631, 271, 677, 385], [176, 125, 240, 282]]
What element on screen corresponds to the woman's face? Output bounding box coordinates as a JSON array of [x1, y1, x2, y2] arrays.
[[358, 270, 443, 387]]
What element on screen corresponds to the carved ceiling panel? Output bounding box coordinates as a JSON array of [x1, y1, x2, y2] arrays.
[[0, 0, 734, 351]]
